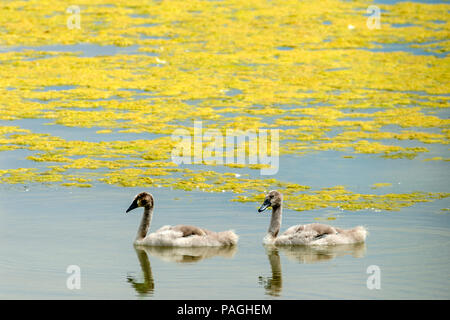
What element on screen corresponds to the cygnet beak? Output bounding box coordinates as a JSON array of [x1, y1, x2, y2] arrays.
[[126, 199, 139, 213], [258, 199, 271, 213]]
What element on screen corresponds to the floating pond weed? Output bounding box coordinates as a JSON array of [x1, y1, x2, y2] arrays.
[[0, 0, 448, 215]]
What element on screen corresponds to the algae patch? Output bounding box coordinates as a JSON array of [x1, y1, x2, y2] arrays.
[[0, 0, 448, 213]]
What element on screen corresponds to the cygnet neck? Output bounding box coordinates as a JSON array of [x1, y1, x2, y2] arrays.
[[268, 204, 282, 238], [136, 205, 153, 241]]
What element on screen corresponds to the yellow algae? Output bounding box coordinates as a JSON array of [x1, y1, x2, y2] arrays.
[[0, 126, 32, 135], [0, 0, 448, 214], [232, 184, 449, 212], [65, 176, 92, 183], [371, 183, 393, 189], [96, 129, 113, 134], [61, 182, 93, 188], [0, 168, 37, 184], [26, 153, 73, 163], [0, 168, 64, 184], [63, 158, 132, 170], [423, 157, 450, 162]]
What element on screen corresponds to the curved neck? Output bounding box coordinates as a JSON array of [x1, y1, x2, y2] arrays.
[[136, 205, 153, 241], [268, 204, 282, 238]]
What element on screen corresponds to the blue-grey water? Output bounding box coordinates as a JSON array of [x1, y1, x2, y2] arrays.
[[0, 148, 449, 299]]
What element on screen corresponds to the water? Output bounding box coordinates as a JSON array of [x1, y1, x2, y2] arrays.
[[0, 170, 448, 299], [0, 97, 449, 299], [1, 44, 157, 58]]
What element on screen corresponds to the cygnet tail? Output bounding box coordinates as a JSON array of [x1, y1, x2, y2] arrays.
[[347, 226, 368, 243], [215, 230, 239, 246]]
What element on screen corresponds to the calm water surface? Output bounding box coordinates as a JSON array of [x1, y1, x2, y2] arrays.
[[0, 175, 449, 299]]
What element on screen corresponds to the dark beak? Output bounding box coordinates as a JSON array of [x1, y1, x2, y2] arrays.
[[126, 199, 139, 213], [258, 199, 271, 213]]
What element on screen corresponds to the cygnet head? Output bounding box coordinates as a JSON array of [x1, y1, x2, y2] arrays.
[[126, 192, 154, 213], [258, 190, 283, 213]]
